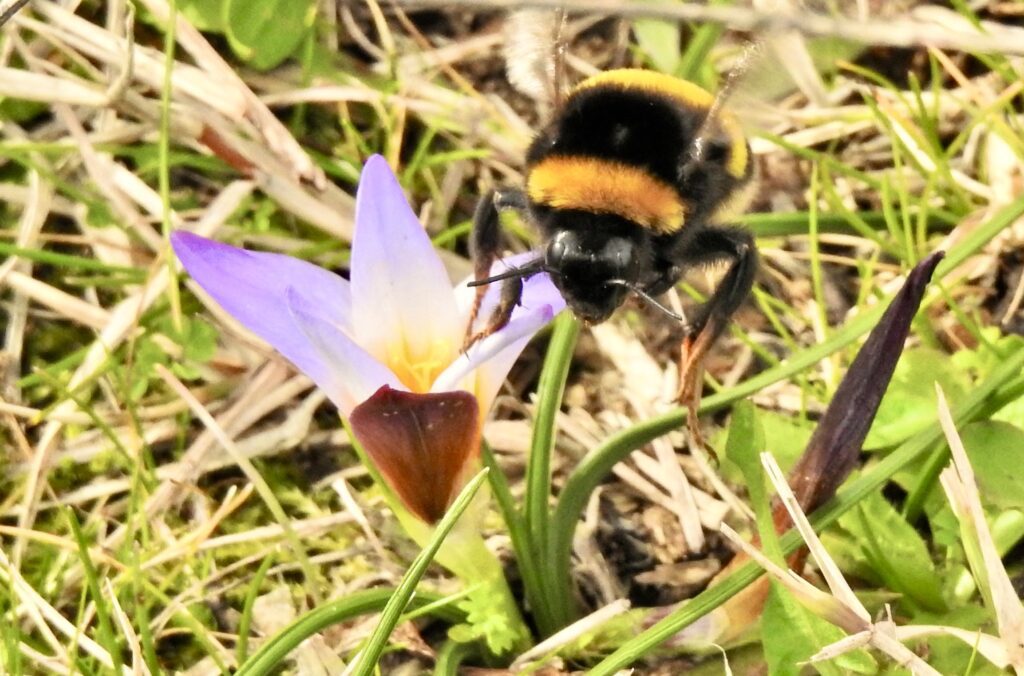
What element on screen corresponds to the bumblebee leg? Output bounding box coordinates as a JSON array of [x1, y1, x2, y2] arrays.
[[464, 188, 528, 348], [672, 226, 757, 447], [464, 274, 526, 348]]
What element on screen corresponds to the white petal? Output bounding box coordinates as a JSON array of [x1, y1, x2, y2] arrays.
[[287, 287, 404, 416], [349, 155, 462, 365], [432, 305, 557, 411]]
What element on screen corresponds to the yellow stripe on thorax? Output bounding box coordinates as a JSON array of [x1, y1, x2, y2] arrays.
[[572, 69, 716, 108], [527, 156, 686, 234], [571, 69, 748, 180]]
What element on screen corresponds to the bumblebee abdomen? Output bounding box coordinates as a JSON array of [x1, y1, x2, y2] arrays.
[[525, 69, 750, 234], [528, 80, 694, 186], [570, 69, 749, 180]]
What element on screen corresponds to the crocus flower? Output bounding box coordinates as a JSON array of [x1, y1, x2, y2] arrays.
[[171, 155, 564, 525], [173, 156, 562, 655]]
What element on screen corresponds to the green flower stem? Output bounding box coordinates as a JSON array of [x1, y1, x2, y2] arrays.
[[434, 639, 477, 676], [549, 194, 1024, 622], [350, 469, 489, 676], [346, 421, 530, 655], [482, 441, 544, 637], [587, 345, 1024, 674], [392, 487, 530, 657], [426, 525, 532, 654], [235, 588, 462, 676], [522, 313, 580, 635]]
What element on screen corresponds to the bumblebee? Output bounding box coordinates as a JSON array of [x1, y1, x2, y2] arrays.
[[465, 68, 757, 418]]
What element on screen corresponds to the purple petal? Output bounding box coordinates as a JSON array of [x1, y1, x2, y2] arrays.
[[173, 232, 373, 409], [171, 231, 354, 337], [349, 156, 462, 364], [469, 333, 537, 416], [286, 288, 403, 415]]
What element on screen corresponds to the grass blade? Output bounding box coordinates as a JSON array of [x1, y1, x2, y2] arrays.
[[235, 588, 464, 676], [522, 313, 580, 634]]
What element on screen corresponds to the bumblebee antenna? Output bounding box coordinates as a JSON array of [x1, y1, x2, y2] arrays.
[[466, 260, 548, 288], [688, 40, 763, 167], [607, 280, 684, 322]]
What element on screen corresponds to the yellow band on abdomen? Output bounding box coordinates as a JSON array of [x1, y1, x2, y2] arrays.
[[527, 156, 686, 234]]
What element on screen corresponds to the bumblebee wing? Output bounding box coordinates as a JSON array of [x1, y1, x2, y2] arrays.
[[503, 9, 571, 114], [683, 37, 816, 183]]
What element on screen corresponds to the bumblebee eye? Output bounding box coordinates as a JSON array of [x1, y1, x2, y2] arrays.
[[546, 231, 572, 267], [703, 137, 730, 165], [688, 135, 730, 167]]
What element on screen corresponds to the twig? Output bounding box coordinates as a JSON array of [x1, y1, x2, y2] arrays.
[[511, 599, 632, 669], [0, 0, 30, 29], [389, 0, 1024, 56]]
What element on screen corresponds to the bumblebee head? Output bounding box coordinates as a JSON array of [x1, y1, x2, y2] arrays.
[[545, 228, 639, 324]]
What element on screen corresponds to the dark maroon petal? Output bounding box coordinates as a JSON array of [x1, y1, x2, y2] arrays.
[[789, 250, 944, 512], [349, 386, 481, 524]]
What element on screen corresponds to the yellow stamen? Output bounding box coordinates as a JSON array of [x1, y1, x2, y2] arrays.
[[386, 336, 455, 393]]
